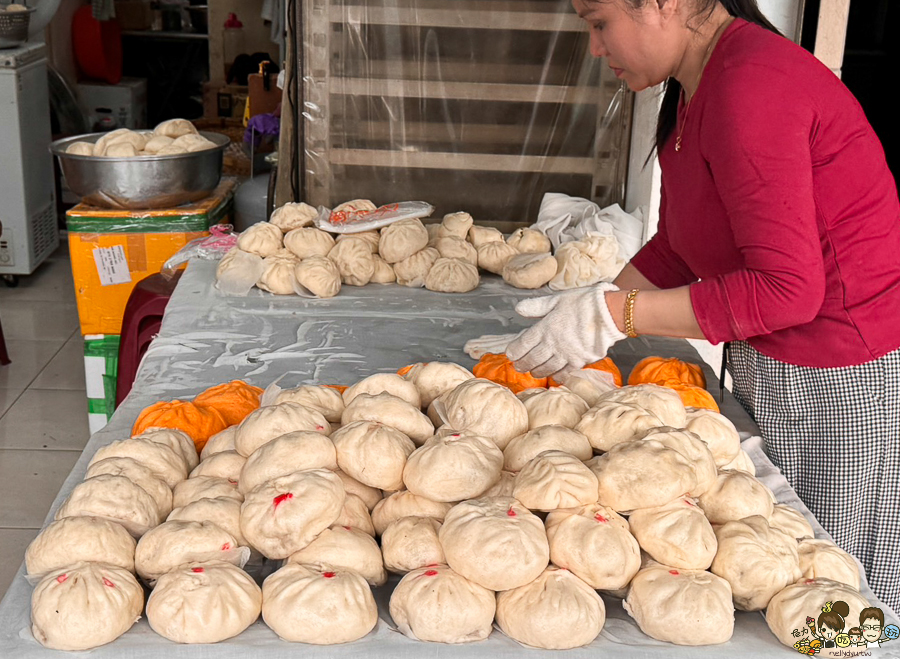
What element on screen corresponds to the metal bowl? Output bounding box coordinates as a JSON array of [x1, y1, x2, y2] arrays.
[[50, 131, 229, 210]]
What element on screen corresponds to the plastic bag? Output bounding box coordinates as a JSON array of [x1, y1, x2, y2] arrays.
[[215, 249, 265, 297], [314, 201, 434, 234], [534, 194, 644, 261], [162, 224, 239, 278]]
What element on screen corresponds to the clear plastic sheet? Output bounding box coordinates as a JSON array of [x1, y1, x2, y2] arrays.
[[299, 0, 632, 223]]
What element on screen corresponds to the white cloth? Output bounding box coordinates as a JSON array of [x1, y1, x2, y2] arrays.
[[506, 283, 626, 379], [533, 194, 644, 261]]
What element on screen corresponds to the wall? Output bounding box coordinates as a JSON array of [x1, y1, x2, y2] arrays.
[[209, 0, 280, 85]]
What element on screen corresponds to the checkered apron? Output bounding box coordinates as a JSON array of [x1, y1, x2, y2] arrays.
[[726, 340, 900, 613]]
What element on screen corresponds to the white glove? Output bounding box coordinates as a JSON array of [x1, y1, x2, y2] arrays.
[[506, 283, 627, 378], [463, 333, 520, 360]]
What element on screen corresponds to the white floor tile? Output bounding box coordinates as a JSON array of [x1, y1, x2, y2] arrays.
[[0, 528, 38, 600], [0, 340, 64, 392], [0, 389, 90, 450], [0, 449, 80, 527], [31, 333, 85, 391], [0, 255, 74, 303], [0, 299, 79, 342], [0, 388, 21, 418]]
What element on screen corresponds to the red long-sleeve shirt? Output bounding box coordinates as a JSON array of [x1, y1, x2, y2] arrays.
[[630, 19, 900, 367]]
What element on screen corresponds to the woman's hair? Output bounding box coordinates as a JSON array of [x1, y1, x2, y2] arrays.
[[635, 0, 783, 157], [819, 601, 850, 632]]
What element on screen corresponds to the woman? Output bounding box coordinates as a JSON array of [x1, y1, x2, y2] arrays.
[[506, 0, 900, 611]]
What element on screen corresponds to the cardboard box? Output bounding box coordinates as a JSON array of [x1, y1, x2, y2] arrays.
[[77, 77, 148, 130], [203, 82, 249, 121], [114, 1, 153, 30], [84, 334, 120, 434], [67, 179, 236, 335]]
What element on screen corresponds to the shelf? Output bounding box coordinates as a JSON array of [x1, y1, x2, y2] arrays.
[[329, 148, 596, 174], [329, 5, 584, 32], [329, 77, 605, 104]]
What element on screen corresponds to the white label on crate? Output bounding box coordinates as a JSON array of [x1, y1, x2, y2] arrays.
[[93, 245, 132, 286]]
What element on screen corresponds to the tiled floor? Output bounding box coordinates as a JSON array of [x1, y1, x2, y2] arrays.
[[0, 240, 89, 599]]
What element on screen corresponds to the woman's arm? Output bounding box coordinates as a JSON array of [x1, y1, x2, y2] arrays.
[[612, 263, 660, 291], [605, 285, 706, 339]]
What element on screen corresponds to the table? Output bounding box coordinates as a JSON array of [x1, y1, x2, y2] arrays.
[[1, 260, 897, 658]]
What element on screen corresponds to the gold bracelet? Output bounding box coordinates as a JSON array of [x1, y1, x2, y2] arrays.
[[624, 289, 640, 338]]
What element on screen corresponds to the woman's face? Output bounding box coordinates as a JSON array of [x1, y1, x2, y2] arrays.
[[571, 0, 680, 91]]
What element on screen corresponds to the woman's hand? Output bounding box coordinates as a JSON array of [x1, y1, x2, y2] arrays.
[[506, 283, 627, 378]]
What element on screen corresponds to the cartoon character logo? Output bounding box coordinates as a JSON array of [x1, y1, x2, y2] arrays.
[[858, 606, 898, 648], [795, 603, 897, 652]]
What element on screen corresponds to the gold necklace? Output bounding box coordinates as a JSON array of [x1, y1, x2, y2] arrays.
[[674, 15, 735, 153]]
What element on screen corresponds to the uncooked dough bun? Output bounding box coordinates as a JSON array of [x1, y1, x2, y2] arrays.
[[381, 516, 445, 574], [295, 255, 341, 298], [328, 237, 375, 286], [333, 493, 376, 536], [425, 257, 480, 293], [797, 538, 860, 589], [284, 226, 334, 258], [765, 578, 869, 651], [502, 252, 558, 289], [401, 361, 474, 408], [506, 227, 551, 254], [240, 469, 345, 559], [636, 427, 717, 497], [234, 401, 331, 457], [370, 254, 396, 283], [371, 490, 452, 536], [343, 372, 421, 408], [85, 456, 173, 517], [468, 224, 504, 248], [331, 420, 415, 491], [588, 439, 698, 512], [104, 142, 138, 157], [134, 427, 199, 471], [438, 378, 529, 450], [544, 503, 640, 590], [336, 229, 380, 252], [683, 407, 741, 466], [624, 563, 735, 646], [66, 141, 95, 155], [503, 425, 592, 472], [480, 469, 517, 498], [167, 495, 249, 548], [190, 450, 246, 484], [496, 567, 606, 650], [477, 241, 519, 275], [435, 236, 478, 266], [394, 246, 440, 287], [270, 201, 317, 232], [769, 503, 815, 541], [26, 517, 136, 577], [239, 431, 337, 494], [575, 400, 665, 451], [696, 469, 775, 524], [262, 563, 378, 644], [236, 222, 284, 258], [627, 497, 717, 570], [439, 211, 474, 240], [287, 526, 386, 586], [389, 565, 495, 643], [154, 118, 199, 138], [521, 388, 590, 429], [341, 392, 434, 444], [201, 426, 237, 459], [90, 437, 188, 488], [379, 218, 429, 264], [55, 474, 161, 537], [143, 134, 174, 153], [147, 561, 262, 643], [403, 430, 503, 502], [710, 515, 801, 611], [134, 520, 243, 583], [31, 562, 143, 651], [439, 496, 549, 591], [172, 476, 242, 509], [513, 450, 599, 511], [596, 383, 687, 428], [274, 384, 344, 423], [172, 133, 216, 152], [549, 238, 609, 291], [334, 198, 377, 212]]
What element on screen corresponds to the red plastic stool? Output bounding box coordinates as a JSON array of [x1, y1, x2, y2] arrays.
[[115, 270, 183, 406]]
